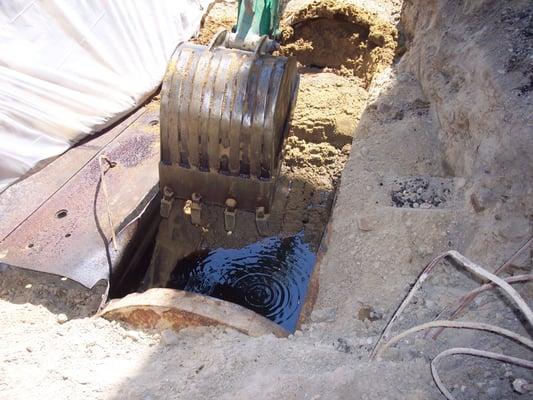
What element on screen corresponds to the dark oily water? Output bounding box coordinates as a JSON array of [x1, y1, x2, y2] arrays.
[[167, 233, 316, 332]]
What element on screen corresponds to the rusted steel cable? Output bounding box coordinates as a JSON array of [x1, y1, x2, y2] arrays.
[[371, 250, 533, 359], [493, 236, 533, 276], [428, 237, 532, 339], [431, 348, 533, 400], [371, 249, 533, 400], [377, 320, 533, 358], [370, 251, 451, 359], [446, 251, 532, 325], [429, 274, 533, 339]]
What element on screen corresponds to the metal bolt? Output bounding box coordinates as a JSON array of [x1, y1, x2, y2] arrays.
[[255, 206, 269, 236]]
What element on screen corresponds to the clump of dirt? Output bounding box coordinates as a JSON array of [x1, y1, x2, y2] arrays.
[[278, 0, 397, 87], [289, 72, 368, 147], [283, 136, 349, 181], [193, 1, 237, 45]]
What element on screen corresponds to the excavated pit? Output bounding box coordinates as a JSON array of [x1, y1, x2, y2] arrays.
[[279, 0, 397, 86], [283, 17, 371, 69], [108, 0, 398, 335], [2, 1, 532, 398]]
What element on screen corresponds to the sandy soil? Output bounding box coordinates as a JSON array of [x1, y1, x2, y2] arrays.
[[279, 0, 398, 86], [193, 1, 237, 45], [1, 0, 531, 399]]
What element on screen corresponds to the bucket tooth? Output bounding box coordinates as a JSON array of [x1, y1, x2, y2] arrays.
[[190, 193, 202, 226], [255, 206, 269, 236], [224, 198, 237, 232], [160, 186, 174, 218]]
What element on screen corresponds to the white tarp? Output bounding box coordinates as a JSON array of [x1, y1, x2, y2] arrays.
[[0, 0, 213, 192]]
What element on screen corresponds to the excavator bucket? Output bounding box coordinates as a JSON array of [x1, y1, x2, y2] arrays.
[[159, 31, 298, 213]]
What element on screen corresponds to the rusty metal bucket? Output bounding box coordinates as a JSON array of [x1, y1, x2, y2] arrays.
[[159, 30, 298, 213]]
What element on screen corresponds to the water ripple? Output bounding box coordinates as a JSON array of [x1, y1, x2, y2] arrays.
[[167, 232, 316, 332]]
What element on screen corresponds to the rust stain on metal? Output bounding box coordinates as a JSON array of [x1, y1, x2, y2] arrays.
[[100, 288, 289, 337], [117, 308, 162, 328], [107, 134, 157, 168], [0, 107, 148, 241], [162, 309, 220, 330]]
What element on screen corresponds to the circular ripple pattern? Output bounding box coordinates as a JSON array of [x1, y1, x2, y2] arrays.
[[167, 233, 316, 332]]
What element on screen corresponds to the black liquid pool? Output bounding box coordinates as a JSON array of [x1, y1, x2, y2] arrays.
[[167, 232, 316, 332]]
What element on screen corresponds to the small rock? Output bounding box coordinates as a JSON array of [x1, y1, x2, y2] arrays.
[[56, 313, 68, 324], [412, 202, 420, 208], [308, 154, 322, 165], [419, 203, 432, 209], [455, 178, 466, 189], [470, 193, 485, 212], [25, 283, 32, 289], [160, 329, 179, 346], [357, 216, 373, 232], [125, 330, 141, 342], [358, 305, 382, 321], [334, 338, 354, 353], [512, 378, 530, 394], [310, 307, 336, 323], [416, 245, 433, 257], [369, 310, 383, 321], [26, 346, 32, 353], [294, 330, 303, 337], [341, 144, 351, 155], [92, 318, 108, 329]]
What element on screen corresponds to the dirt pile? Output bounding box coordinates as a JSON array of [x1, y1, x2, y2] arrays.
[[288, 72, 368, 146], [401, 0, 532, 262], [279, 0, 397, 86], [284, 136, 350, 179]]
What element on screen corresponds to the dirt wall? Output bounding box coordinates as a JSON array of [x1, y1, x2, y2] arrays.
[[400, 0, 532, 264]]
